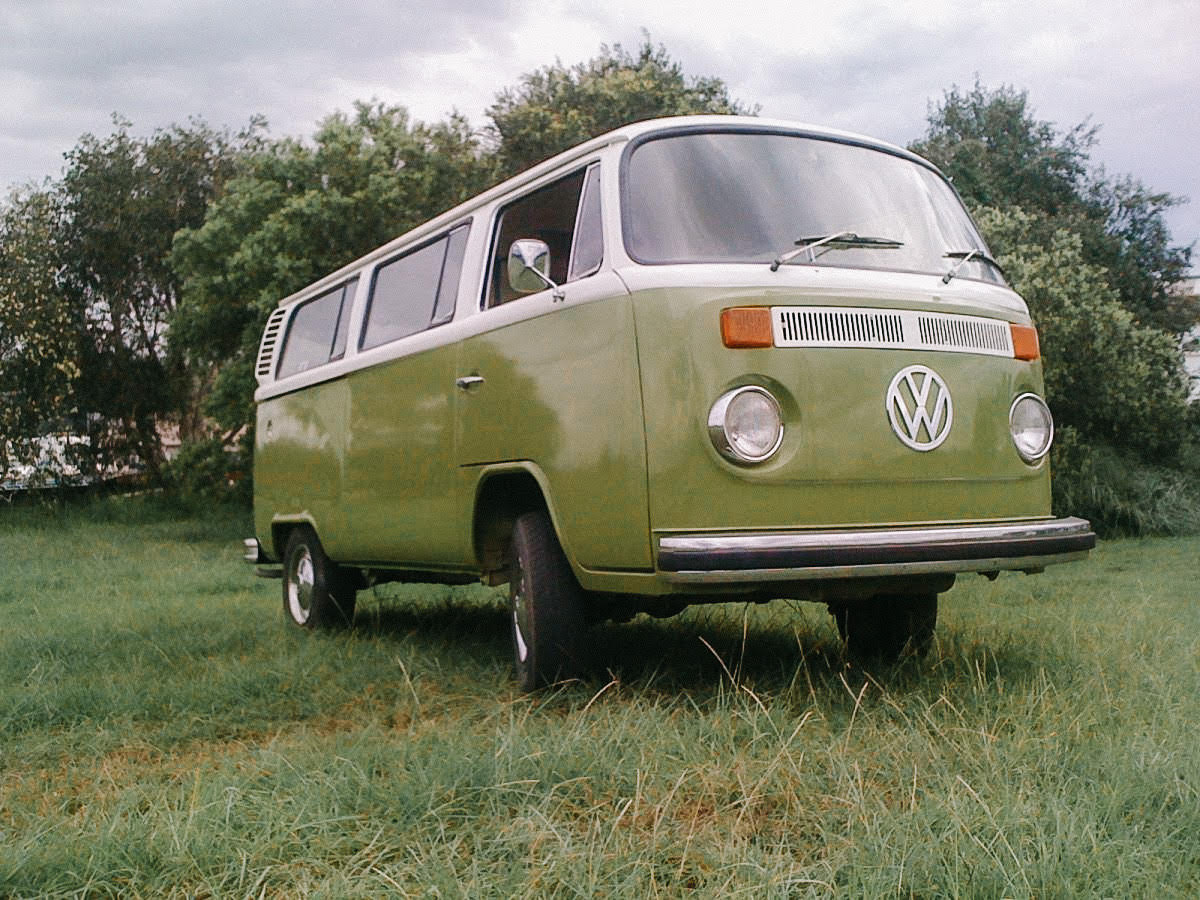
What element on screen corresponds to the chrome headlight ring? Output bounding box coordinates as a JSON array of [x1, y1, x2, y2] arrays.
[[1009, 393, 1054, 464], [707, 386, 785, 465]]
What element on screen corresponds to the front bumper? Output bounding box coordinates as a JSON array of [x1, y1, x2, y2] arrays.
[[657, 517, 1095, 584]]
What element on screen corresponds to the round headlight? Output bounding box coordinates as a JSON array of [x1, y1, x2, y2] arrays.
[[1010, 393, 1054, 463], [708, 386, 785, 464]]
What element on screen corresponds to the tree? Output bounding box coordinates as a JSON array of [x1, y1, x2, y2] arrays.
[[169, 102, 495, 434], [911, 81, 1194, 334], [0, 188, 82, 481], [1, 117, 251, 484], [487, 38, 756, 176], [912, 82, 1199, 532], [910, 82, 1093, 217], [54, 116, 256, 474], [0, 117, 255, 484]]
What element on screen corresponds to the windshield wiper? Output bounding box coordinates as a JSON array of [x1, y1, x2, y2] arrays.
[[770, 232, 904, 272], [942, 249, 1005, 284]]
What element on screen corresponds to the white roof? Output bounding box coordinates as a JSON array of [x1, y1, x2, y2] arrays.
[[602, 114, 916, 158]]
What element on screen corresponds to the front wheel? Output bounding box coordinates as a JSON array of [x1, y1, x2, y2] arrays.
[[831, 593, 937, 661], [282, 526, 356, 629], [509, 510, 587, 692]]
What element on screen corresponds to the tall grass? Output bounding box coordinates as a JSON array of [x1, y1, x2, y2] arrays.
[[1, 498, 1198, 896]]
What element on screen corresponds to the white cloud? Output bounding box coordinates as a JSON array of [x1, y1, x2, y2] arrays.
[[1, 0, 1196, 249]]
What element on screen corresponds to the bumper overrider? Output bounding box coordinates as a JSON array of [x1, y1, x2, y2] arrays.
[[657, 517, 1095, 583]]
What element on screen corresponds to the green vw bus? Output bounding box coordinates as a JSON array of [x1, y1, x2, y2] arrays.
[[246, 116, 1094, 690]]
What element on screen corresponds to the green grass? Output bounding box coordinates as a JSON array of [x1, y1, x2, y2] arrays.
[[1, 497, 1198, 897]]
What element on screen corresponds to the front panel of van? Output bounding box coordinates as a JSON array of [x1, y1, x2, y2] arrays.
[[626, 275, 1049, 536], [617, 126, 1055, 560]]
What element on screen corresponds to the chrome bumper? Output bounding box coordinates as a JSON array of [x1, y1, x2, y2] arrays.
[[657, 517, 1095, 584], [243, 538, 283, 578]]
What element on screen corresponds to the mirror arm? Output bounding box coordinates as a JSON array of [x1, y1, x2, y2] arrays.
[[530, 268, 566, 303]]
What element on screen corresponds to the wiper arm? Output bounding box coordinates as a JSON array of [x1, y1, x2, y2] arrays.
[[942, 249, 1006, 284], [771, 232, 904, 272]]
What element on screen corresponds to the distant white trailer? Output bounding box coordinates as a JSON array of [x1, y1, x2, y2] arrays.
[[1, 434, 91, 492]]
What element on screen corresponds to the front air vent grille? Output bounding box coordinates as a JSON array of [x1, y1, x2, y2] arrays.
[[776, 308, 905, 346], [255, 307, 290, 383], [916, 314, 1010, 353], [772, 306, 1014, 357]]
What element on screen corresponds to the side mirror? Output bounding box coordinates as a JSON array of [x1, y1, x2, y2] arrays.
[[507, 239, 564, 301]]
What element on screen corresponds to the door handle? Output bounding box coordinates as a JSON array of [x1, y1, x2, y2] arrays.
[[456, 375, 485, 390]]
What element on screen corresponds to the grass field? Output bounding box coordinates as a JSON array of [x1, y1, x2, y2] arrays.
[[1, 498, 1197, 897]]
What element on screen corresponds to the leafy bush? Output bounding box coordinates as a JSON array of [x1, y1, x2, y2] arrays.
[[970, 207, 1199, 536], [977, 207, 1191, 461], [161, 437, 250, 505], [1051, 426, 1200, 535]]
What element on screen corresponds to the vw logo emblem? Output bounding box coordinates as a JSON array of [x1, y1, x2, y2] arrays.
[[886, 365, 953, 451]]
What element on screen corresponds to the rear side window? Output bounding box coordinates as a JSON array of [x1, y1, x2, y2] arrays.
[[361, 223, 471, 350], [276, 279, 357, 378], [485, 163, 603, 308]]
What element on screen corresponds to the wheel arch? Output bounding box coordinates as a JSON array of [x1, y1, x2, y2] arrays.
[[269, 515, 320, 563], [471, 464, 569, 584]]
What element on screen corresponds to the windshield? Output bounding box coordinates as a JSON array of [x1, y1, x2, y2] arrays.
[[622, 130, 1004, 285]]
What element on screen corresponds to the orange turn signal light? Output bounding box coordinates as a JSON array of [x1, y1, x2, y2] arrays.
[[1010, 323, 1040, 361], [720, 307, 774, 348]]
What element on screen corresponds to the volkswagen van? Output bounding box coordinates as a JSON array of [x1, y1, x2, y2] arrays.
[[245, 115, 1095, 690]]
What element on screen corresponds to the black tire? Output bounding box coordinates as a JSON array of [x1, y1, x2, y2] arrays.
[[832, 593, 937, 661], [509, 509, 587, 691], [282, 526, 356, 629]]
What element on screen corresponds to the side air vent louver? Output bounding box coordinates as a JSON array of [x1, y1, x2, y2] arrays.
[[772, 306, 1014, 357], [255, 307, 290, 383]]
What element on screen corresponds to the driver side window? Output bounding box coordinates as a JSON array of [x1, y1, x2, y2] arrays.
[[484, 163, 603, 307]]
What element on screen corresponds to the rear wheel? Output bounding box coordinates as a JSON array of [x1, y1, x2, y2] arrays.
[[509, 510, 587, 691], [282, 526, 356, 629], [832, 593, 937, 661]]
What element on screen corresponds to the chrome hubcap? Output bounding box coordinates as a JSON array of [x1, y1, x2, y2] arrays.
[[288, 547, 314, 624], [512, 564, 529, 663]]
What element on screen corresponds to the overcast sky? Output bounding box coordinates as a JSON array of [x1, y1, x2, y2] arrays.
[[2, 0, 1197, 259]]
